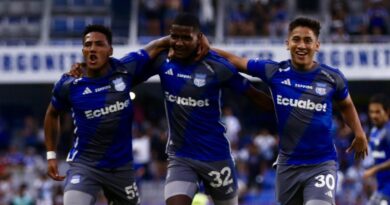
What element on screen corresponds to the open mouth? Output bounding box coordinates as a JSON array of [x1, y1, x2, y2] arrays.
[[89, 54, 98, 64], [295, 51, 308, 60]]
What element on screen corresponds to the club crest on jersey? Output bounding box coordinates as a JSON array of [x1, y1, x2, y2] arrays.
[[113, 77, 126, 91], [193, 74, 207, 87], [315, 83, 327, 96]]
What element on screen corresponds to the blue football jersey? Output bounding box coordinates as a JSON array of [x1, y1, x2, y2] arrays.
[[247, 59, 349, 165], [151, 51, 251, 161], [51, 50, 150, 169], [369, 121, 390, 197]]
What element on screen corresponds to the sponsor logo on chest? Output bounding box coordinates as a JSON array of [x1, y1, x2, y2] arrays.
[[84, 99, 130, 119], [276, 94, 327, 112]]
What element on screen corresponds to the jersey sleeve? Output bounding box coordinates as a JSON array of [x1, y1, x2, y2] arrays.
[[211, 55, 251, 93], [119, 49, 151, 79], [247, 59, 278, 84], [225, 71, 251, 93], [51, 74, 72, 111], [333, 70, 349, 101], [149, 51, 169, 75]]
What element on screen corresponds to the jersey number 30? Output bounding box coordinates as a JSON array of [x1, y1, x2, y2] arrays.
[[314, 174, 335, 190]]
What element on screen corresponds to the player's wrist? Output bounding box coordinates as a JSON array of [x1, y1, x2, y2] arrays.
[[46, 151, 57, 160]]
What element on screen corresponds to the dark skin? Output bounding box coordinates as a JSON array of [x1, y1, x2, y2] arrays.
[[68, 26, 273, 205], [164, 25, 272, 205]]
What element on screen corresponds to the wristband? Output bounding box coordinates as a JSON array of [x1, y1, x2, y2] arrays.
[[46, 151, 57, 160]]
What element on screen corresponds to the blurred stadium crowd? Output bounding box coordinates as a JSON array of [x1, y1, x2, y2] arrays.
[[0, 0, 389, 45], [0, 0, 389, 205]]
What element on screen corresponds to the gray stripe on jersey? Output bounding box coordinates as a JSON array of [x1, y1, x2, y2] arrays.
[[280, 92, 321, 153], [202, 61, 215, 73]]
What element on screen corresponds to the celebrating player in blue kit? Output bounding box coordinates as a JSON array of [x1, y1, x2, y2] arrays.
[[44, 25, 169, 205], [213, 17, 368, 205], [364, 94, 390, 205], [147, 13, 273, 205], [65, 14, 272, 205]]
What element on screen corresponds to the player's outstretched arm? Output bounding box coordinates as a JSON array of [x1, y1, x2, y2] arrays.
[[143, 36, 171, 59], [212, 48, 249, 73], [244, 85, 274, 112], [337, 95, 368, 160], [44, 103, 66, 181], [363, 160, 390, 179]]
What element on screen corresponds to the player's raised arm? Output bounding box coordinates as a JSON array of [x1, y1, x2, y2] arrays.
[[244, 85, 274, 112], [212, 47, 249, 73], [44, 103, 66, 181], [143, 36, 171, 59], [337, 95, 368, 159]]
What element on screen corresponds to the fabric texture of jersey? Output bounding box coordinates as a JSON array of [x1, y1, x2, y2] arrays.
[[247, 59, 349, 165], [150, 51, 251, 161], [51, 50, 150, 169], [369, 121, 390, 197]]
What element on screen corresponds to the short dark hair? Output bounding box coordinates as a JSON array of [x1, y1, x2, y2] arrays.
[[172, 13, 200, 32], [82, 24, 112, 45], [369, 93, 390, 111], [289, 17, 321, 37]]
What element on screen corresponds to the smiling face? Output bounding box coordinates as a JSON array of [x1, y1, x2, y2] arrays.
[[286, 26, 320, 70], [169, 24, 200, 61], [82, 31, 113, 74]]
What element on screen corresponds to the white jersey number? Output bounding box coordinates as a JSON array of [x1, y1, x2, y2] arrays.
[[208, 167, 233, 188], [314, 174, 335, 190], [125, 182, 139, 200]]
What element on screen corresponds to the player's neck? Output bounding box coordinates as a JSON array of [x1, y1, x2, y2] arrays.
[[86, 64, 110, 78], [292, 61, 317, 71], [376, 120, 389, 129]]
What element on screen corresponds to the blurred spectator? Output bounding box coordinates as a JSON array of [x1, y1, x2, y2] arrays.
[[366, 0, 389, 35], [139, 0, 163, 35], [133, 123, 152, 180], [341, 159, 367, 205], [0, 172, 14, 205], [198, 0, 215, 35], [150, 129, 168, 181], [228, 2, 255, 36], [12, 115, 42, 152], [330, 20, 350, 43], [222, 106, 241, 144], [253, 128, 277, 162], [249, 1, 270, 36], [268, 1, 288, 40], [11, 183, 34, 205]]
